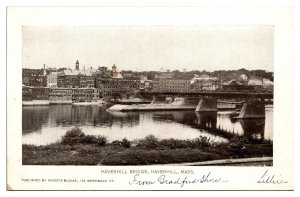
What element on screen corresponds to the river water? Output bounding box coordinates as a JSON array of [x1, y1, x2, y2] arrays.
[[22, 105, 273, 145]]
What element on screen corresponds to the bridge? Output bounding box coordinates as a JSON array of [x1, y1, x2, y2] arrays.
[[139, 91, 273, 100], [136, 91, 273, 119]]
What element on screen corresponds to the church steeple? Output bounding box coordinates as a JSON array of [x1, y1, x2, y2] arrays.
[[76, 60, 79, 70]]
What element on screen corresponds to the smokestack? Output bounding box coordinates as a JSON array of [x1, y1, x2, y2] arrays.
[[43, 64, 46, 76]]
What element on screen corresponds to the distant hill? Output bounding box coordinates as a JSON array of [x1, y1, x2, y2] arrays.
[[133, 68, 273, 82]]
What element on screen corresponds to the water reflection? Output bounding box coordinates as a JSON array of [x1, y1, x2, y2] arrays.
[[240, 119, 265, 140], [22, 105, 273, 145], [22, 106, 49, 134], [195, 112, 217, 130], [45, 105, 140, 129]]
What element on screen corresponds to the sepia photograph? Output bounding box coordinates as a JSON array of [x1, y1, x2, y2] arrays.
[[6, 6, 294, 191], [22, 26, 274, 166]]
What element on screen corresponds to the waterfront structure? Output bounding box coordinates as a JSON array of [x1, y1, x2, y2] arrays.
[[22, 66, 47, 87], [21, 86, 98, 104], [72, 88, 93, 102], [152, 78, 191, 92], [22, 86, 32, 101], [22, 86, 49, 101], [92, 88, 100, 100], [49, 88, 72, 104], [47, 72, 58, 88]]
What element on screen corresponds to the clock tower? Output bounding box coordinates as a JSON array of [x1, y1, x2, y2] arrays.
[[75, 60, 79, 70]]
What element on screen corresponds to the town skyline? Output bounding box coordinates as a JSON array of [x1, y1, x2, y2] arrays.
[[23, 26, 274, 72], [25, 60, 274, 73]]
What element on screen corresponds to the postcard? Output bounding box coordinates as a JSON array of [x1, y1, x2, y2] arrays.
[[6, 6, 294, 190]]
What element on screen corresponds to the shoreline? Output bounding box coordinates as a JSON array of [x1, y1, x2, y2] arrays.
[[22, 130, 273, 166]]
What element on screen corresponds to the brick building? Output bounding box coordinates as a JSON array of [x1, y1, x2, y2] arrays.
[[22, 67, 47, 87], [152, 78, 191, 92], [57, 70, 80, 88], [49, 88, 72, 104], [79, 75, 95, 88], [97, 78, 140, 98], [72, 88, 93, 102], [22, 86, 49, 101]]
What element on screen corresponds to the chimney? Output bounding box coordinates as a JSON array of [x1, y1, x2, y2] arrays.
[[43, 64, 46, 76]]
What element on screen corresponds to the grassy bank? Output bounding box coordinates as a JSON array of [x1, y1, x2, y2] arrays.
[[22, 127, 273, 165]]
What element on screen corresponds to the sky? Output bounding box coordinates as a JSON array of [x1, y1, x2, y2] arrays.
[[23, 26, 274, 72]]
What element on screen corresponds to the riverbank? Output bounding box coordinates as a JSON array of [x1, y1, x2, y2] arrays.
[[22, 127, 273, 165]]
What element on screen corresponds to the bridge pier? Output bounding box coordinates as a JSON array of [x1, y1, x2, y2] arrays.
[[240, 119, 265, 140], [195, 98, 217, 112], [195, 111, 217, 129], [238, 101, 265, 119]]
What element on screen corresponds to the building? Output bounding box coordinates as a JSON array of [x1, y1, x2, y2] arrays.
[[248, 76, 263, 86], [79, 75, 95, 88], [190, 74, 220, 91], [191, 80, 220, 91], [262, 78, 273, 92], [49, 88, 72, 104], [57, 61, 98, 88], [92, 88, 100, 100], [240, 74, 248, 81], [190, 74, 218, 83], [48, 87, 96, 103], [152, 78, 191, 92], [144, 80, 153, 91], [22, 86, 49, 101], [72, 88, 93, 102], [22, 86, 32, 101], [22, 66, 47, 87], [140, 77, 153, 92], [94, 67, 110, 88], [98, 78, 140, 98], [57, 69, 82, 88], [57, 71, 80, 88], [47, 72, 58, 88]]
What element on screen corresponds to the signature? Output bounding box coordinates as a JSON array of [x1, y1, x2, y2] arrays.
[[257, 170, 288, 184], [129, 172, 228, 187]]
